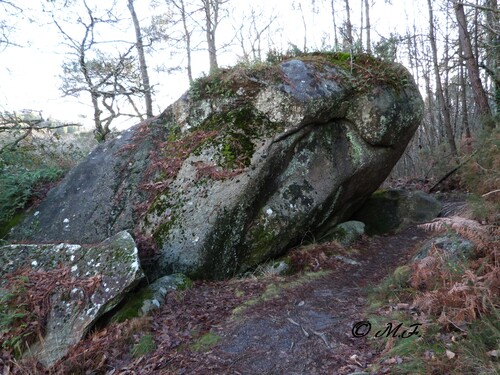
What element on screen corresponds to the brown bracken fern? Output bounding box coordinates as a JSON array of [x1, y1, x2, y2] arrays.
[[411, 216, 499, 327], [418, 216, 496, 248]]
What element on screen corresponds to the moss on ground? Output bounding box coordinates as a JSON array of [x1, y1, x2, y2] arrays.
[[231, 271, 329, 317], [131, 334, 155, 358], [191, 331, 222, 352]]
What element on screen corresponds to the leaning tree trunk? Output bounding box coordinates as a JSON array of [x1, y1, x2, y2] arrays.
[[454, 0, 491, 122], [128, 0, 153, 118]]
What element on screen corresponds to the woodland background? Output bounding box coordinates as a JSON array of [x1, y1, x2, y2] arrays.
[[0, 1, 499, 373]]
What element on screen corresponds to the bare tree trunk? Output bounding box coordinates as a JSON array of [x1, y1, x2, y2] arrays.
[[76, 6, 107, 142], [444, 10, 450, 120], [81, 53, 106, 142], [202, 0, 220, 74], [474, 0, 480, 66], [128, 0, 153, 118], [419, 32, 439, 149], [427, 0, 457, 156], [365, 0, 371, 53], [169, 0, 194, 84], [180, 0, 193, 83], [330, 0, 339, 48], [359, 0, 363, 51], [344, 0, 353, 49], [454, 0, 491, 120], [485, 0, 500, 118]]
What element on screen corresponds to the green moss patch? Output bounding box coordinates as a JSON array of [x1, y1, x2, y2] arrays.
[[191, 331, 222, 352], [131, 334, 155, 358], [232, 271, 329, 317], [198, 104, 281, 169], [189, 71, 236, 101], [112, 289, 154, 323]]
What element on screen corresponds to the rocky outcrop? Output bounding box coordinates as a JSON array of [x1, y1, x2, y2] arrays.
[[0, 231, 144, 367], [414, 235, 475, 261], [10, 53, 424, 279]]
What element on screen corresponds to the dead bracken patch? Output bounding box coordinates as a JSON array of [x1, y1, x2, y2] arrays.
[[0, 265, 101, 361], [411, 217, 499, 327]]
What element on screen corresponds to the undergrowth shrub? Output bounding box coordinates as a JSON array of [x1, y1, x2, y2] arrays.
[[368, 214, 498, 374], [0, 155, 63, 231], [414, 217, 499, 327]]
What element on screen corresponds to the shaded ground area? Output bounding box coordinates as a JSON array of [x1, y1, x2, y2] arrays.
[[122, 226, 430, 375], [210, 226, 430, 375]]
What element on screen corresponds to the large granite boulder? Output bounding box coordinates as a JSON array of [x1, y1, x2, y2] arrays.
[[10, 53, 424, 279], [0, 231, 144, 366]]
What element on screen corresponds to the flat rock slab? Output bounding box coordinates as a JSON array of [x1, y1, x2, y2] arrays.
[[0, 231, 144, 367]]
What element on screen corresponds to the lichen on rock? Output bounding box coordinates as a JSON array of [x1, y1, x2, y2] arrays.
[[9, 52, 424, 281], [0, 231, 144, 366]]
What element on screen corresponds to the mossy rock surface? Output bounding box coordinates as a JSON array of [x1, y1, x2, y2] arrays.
[[317, 220, 365, 245], [414, 235, 475, 261], [9, 53, 424, 280]]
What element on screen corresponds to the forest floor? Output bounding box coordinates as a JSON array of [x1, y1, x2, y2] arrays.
[[6, 191, 498, 375], [99, 225, 432, 375]]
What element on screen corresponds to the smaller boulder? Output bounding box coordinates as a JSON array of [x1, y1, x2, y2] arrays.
[[112, 273, 192, 322], [318, 220, 365, 246], [414, 235, 475, 262], [0, 231, 144, 367], [353, 189, 442, 235]]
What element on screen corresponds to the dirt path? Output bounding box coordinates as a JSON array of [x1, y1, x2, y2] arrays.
[[206, 226, 430, 375], [89, 225, 430, 375]]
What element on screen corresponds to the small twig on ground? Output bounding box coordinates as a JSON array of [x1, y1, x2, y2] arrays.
[[312, 330, 331, 349], [300, 325, 310, 338], [287, 317, 309, 338], [482, 189, 500, 198]]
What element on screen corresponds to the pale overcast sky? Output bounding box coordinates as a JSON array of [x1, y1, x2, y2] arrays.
[[0, 0, 424, 130]]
